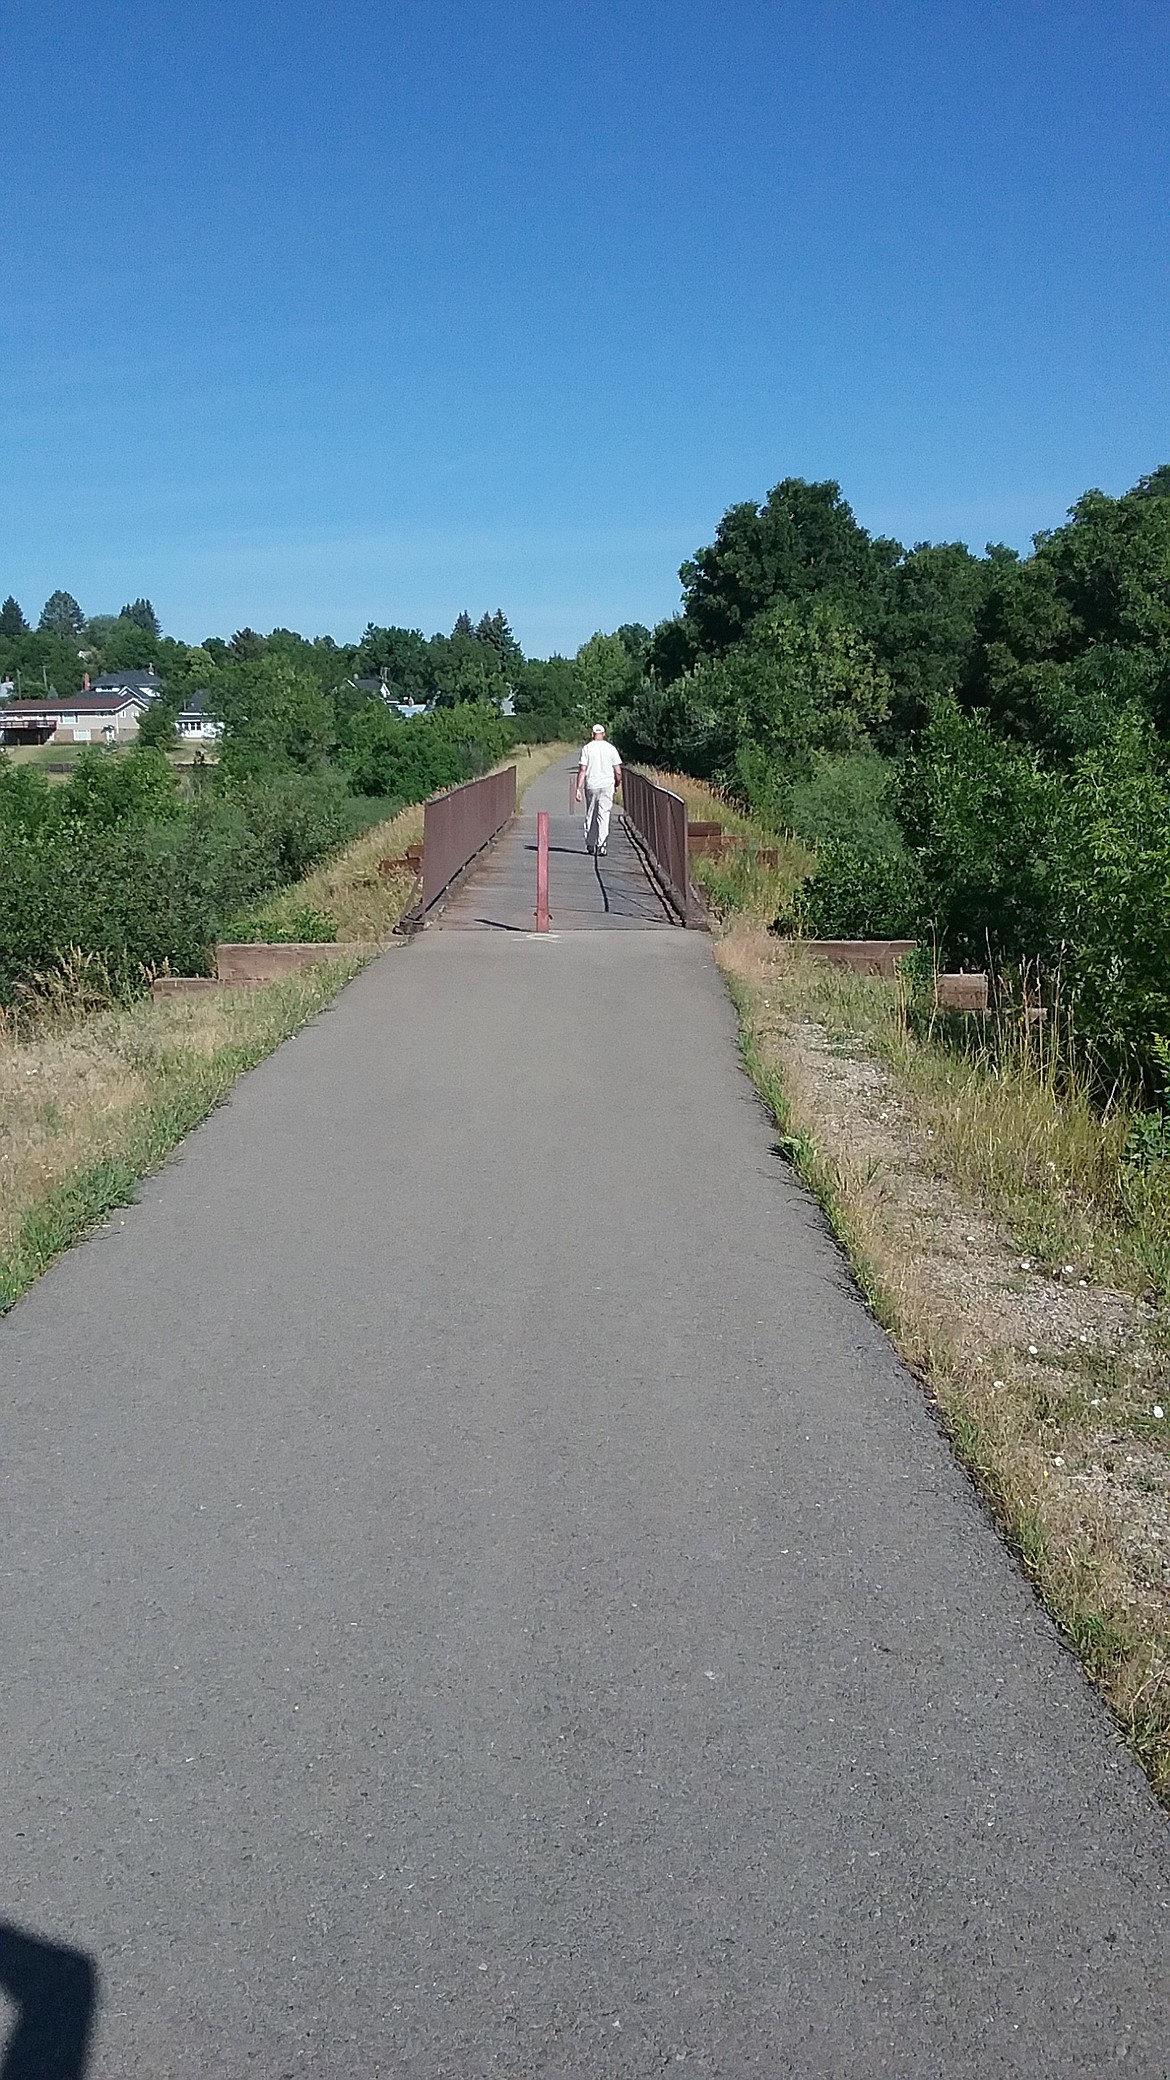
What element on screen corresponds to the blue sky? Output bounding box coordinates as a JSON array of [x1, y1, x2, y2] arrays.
[[3, 0, 1166, 653]]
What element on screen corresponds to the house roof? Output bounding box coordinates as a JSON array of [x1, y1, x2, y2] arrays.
[[176, 687, 214, 716], [1, 692, 147, 716], [91, 670, 162, 690]]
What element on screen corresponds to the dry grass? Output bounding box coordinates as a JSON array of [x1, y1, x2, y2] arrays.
[[772, 950, 1170, 1296], [717, 925, 1170, 1799], [251, 743, 572, 942], [639, 766, 814, 923], [0, 959, 365, 1311]]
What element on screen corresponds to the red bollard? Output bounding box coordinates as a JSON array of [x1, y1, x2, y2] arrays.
[[536, 810, 549, 932]]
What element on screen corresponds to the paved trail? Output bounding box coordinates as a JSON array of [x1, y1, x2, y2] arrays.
[[1, 765, 1167, 2076]]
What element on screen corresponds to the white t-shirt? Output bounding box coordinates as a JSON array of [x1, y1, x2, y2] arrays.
[[579, 738, 622, 790]]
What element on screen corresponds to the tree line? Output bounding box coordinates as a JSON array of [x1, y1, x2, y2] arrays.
[[0, 603, 596, 996], [0, 589, 639, 734], [612, 466, 1170, 1090]]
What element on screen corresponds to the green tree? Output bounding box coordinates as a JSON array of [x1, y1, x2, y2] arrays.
[[1060, 712, 1170, 1084], [897, 698, 1068, 967], [63, 744, 182, 829], [575, 632, 639, 721], [352, 625, 434, 703], [474, 610, 523, 674], [429, 632, 509, 707], [645, 616, 698, 686], [136, 696, 181, 749], [614, 671, 723, 775], [663, 478, 898, 675], [340, 701, 513, 800], [0, 596, 28, 636], [213, 657, 336, 772], [514, 654, 584, 728], [963, 472, 1170, 755], [616, 623, 651, 664], [97, 618, 163, 671], [705, 602, 892, 819], [786, 748, 905, 858], [39, 590, 85, 640], [120, 597, 161, 637], [871, 541, 991, 740]]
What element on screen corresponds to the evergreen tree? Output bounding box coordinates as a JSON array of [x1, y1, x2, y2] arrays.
[[120, 597, 161, 637], [0, 596, 28, 636], [38, 590, 85, 639], [475, 609, 522, 669], [452, 611, 474, 638]]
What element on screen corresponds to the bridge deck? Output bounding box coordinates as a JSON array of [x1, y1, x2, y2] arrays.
[[439, 759, 674, 929]]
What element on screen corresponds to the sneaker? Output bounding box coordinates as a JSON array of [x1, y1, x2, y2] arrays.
[[598, 842, 607, 855]]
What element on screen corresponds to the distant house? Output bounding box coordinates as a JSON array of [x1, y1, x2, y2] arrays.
[[89, 668, 164, 700], [348, 673, 435, 720], [175, 688, 222, 742], [0, 691, 149, 746]]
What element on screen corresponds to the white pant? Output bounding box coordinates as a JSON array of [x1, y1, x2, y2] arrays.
[[584, 786, 614, 852]]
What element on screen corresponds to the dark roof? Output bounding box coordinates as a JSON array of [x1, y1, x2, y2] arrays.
[[91, 670, 162, 691], [0, 692, 147, 716], [176, 687, 214, 716]]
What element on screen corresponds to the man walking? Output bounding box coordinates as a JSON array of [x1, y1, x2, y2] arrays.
[[575, 724, 622, 856]]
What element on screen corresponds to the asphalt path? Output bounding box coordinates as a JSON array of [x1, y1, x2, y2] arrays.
[[1, 822, 1167, 2074]]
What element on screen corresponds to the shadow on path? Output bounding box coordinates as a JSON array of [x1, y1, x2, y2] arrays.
[[0, 1924, 97, 2080]]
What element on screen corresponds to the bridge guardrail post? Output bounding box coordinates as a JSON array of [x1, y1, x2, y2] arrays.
[[536, 811, 550, 931]]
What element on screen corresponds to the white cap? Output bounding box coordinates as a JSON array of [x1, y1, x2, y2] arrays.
[[592, 722, 605, 736]]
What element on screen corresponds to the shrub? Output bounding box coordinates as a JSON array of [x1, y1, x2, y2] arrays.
[[795, 841, 927, 940], [785, 749, 905, 857], [340, 702, 514, 800], [896, 698, 1068, 968], [1059, 715, 1170, 1088], [0, 756, 363, 996]]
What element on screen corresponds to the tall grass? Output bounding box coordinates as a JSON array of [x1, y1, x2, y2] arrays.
[[786, 950, 1170, 1297]]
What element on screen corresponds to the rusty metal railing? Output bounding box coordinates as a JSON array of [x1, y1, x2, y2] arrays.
[[412, 766, 516, 922], [622, 769, 691, 924]]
